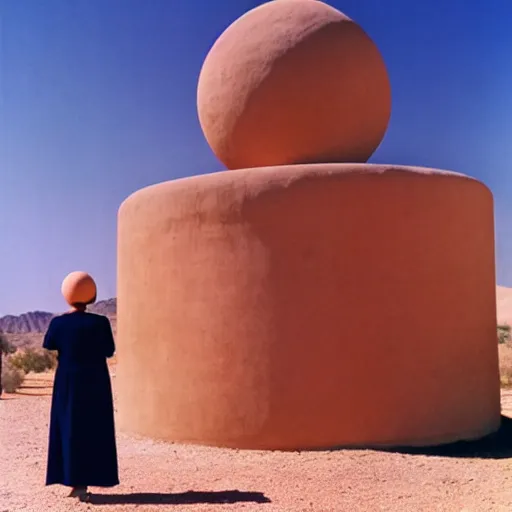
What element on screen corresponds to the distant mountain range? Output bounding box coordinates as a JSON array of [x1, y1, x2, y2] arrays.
[[0, 298, 117, 334]]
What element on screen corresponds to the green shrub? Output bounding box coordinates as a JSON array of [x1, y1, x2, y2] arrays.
[[498, 324, 511, 344], [8, 348, 57, 374], [1, 361, 25, 393]]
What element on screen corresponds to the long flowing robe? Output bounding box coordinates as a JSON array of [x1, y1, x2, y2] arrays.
[[43, 311, 119, 487]]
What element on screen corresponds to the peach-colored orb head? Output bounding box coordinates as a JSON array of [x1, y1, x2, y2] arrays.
[[197, 0, 392, 170], [61, 271, 97, 306]]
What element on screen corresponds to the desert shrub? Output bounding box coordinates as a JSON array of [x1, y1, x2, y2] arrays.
[[498, 324, 511, 345], [8, 348, 57, 374], [1, 361, 25, 393], [0, 334, 17, 355], [499, 342, 512, 387], [42, 349, 58, 369]]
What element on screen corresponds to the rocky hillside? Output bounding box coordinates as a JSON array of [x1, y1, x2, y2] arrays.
[[0, 298, 117, 334]]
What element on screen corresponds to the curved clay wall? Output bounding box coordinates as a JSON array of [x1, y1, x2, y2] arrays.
[[116, 164, 500, 450]]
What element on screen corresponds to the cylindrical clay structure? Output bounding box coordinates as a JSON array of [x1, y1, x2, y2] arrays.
[[117, 164, 500, 450]]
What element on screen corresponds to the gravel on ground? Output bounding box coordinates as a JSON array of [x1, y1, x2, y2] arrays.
[[2, 373, 512, 512]]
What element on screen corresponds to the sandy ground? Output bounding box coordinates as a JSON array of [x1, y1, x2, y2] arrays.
[[2, 373, 512, 512]]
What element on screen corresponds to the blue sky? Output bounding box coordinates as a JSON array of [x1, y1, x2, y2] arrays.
[[1, 0, 512, 315]]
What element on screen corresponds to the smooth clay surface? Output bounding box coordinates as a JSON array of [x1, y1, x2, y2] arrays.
[[116, 164, 500, 450], [197, 0, 391, 169]]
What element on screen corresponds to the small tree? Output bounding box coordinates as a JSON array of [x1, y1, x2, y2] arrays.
[[2, 361, 25, 394], [0, 333, 18, 397], [498, 324, 511, 345]]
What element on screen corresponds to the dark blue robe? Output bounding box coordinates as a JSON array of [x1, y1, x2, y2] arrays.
[[43, 311, 119, 488]]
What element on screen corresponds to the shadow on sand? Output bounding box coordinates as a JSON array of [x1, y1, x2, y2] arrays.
[[85, 490, 271, 506], [382, 415, 512, 460]]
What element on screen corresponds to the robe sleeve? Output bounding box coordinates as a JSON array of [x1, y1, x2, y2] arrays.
[[42, 318, 58, 351], [102, 316, 116, 358]]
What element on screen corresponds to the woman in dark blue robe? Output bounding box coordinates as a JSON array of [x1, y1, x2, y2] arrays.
[[43, 304, 119, 498]]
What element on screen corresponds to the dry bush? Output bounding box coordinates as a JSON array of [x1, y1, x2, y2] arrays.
[[497, 324, 512, 388], [8, 348, 57, 374], [499, 343, 512, 388], [1, 361, 25, 393], [0, 334, 17, 355], [498, 324, 511, 344]]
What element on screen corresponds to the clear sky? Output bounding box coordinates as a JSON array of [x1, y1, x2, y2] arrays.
[[1, 0, 512, 316]]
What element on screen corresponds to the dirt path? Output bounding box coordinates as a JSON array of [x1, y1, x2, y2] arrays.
[[2, 375, 512, 512]]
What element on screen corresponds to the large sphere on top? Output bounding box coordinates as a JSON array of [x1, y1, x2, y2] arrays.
[[197, 0, 392, 170], [61, 271, 97, 306]]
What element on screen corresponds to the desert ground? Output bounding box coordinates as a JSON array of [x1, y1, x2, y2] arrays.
[[2, 367, 512, 512]]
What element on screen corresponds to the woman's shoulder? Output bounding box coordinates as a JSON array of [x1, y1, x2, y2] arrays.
[[85, 312, 112, 327], [52, 311, 107, 322], [48, 314, 63, 326], [86, 312, 109, 320], [50, 312, 75, 323]]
